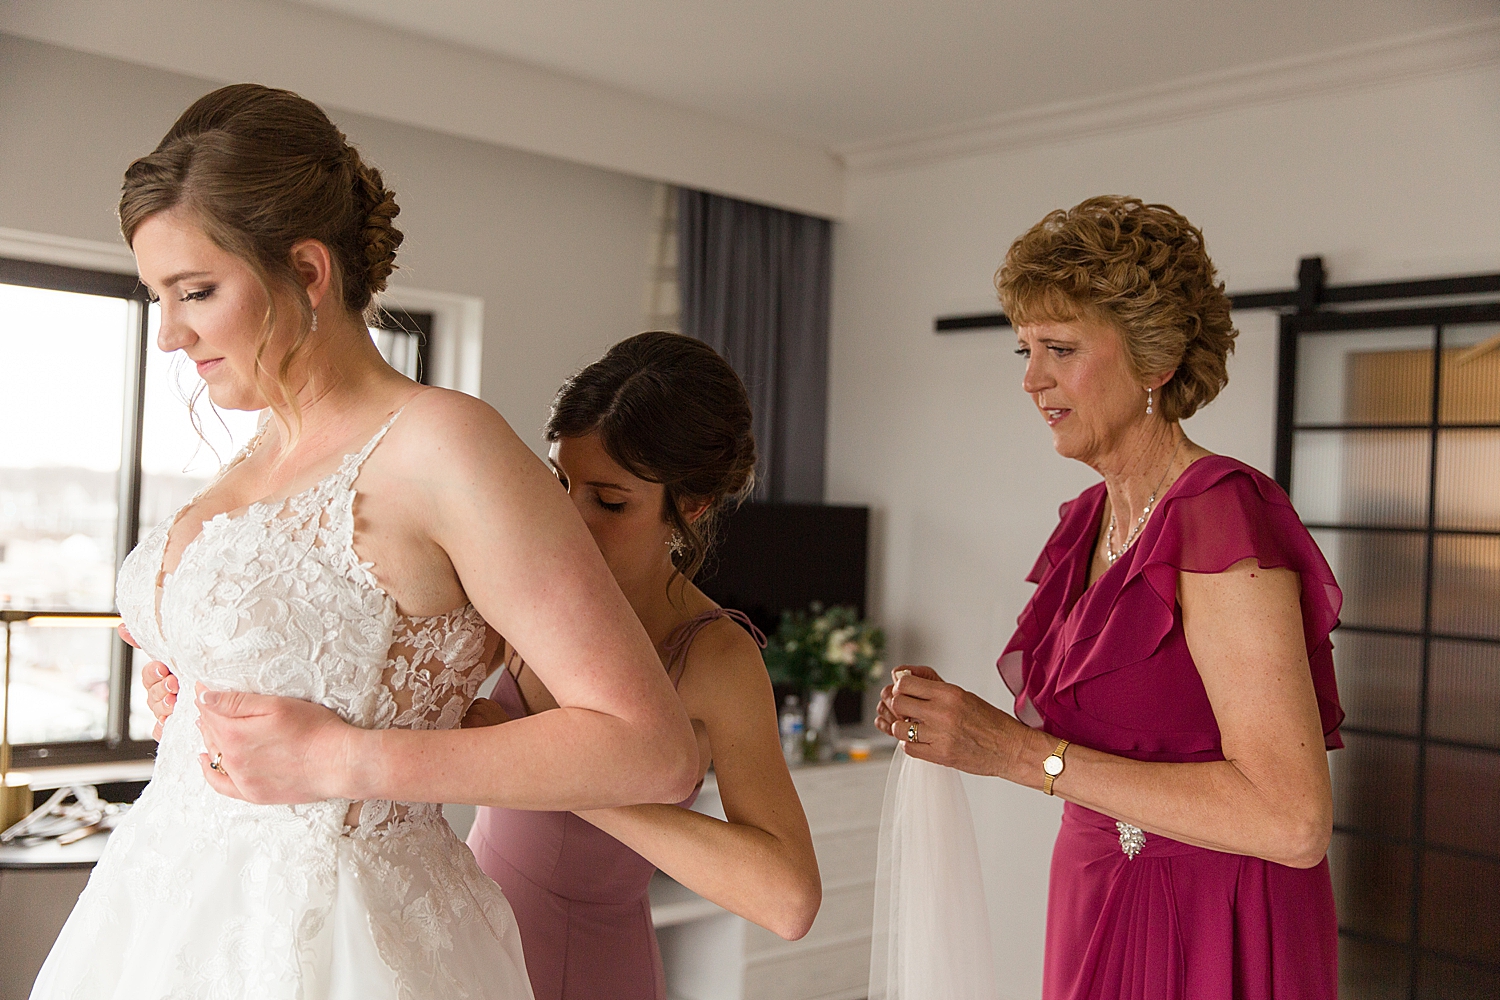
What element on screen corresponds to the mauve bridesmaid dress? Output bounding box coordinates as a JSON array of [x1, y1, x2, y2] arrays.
[[468, 609, 763, 1000], [999, 456, 1345, 1000]]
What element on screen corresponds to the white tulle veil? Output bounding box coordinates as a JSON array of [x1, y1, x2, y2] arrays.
[[869, 744, 999, 1000]]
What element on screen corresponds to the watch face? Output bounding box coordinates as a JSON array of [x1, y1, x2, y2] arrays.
[[1043, 755, 1064, 777]]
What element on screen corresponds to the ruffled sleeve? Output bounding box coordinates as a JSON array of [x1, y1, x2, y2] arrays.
[[1094, 458, 1345, 749], [998, 458, 1345, 754]]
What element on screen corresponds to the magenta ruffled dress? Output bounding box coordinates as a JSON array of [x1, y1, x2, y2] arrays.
[[467, 609, 763, 1000], [999, 456, 1345, 1000]]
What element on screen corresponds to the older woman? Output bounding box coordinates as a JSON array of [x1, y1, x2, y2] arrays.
[[876, 196, 1344, 1000]]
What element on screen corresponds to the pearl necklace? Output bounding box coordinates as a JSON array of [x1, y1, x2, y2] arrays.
[[1105, 437, 1184, 565]]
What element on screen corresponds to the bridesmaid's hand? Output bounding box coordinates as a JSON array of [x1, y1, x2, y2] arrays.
[[461, 698, 510, 728], [876, 665, 1035, 779], [196, 684, 358, 804]]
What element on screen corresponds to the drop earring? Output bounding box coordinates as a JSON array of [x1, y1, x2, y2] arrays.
[[1146, 387, 1153, 415], [311, 311, 319, 333]]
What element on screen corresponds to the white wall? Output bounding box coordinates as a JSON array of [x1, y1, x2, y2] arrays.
[[827, 65, 1500, 997], [0, 0, 842, 219], [0, 33, 657, 451]]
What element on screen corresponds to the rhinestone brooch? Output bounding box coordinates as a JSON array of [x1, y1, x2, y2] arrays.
[[1116, 821, 1145, 860]]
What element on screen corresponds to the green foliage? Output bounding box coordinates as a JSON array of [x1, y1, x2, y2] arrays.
[[762, 603, 886, 692]]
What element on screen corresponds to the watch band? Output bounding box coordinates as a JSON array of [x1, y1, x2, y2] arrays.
[[1042, 738, 1070, 796]]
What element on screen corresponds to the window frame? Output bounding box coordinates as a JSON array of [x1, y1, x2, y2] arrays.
[[1, 256, 432, 766], [2, 256, 152, 766]]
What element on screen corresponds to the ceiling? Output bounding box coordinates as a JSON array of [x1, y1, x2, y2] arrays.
[[291, 0, 1494, 152]]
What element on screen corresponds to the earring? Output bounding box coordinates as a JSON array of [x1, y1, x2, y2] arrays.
[[1146, 387, 1153, 415], [311, 311, 319, 333]]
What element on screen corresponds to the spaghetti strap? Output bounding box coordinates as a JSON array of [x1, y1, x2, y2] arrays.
[[336, 404, 409, 486], [662, 608, 767, 682]]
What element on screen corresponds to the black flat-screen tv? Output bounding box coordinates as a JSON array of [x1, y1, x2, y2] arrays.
[[698, 502, 869, 638]]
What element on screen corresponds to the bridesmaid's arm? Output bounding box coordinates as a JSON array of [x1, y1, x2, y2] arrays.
[[880, 557, 1333, 869], [197, 390, 698, 811], [576, 620, 822, 940]]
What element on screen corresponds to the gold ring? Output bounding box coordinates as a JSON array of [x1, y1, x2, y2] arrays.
[[210, 752, 225, 773], [906, 721, 919, 743]]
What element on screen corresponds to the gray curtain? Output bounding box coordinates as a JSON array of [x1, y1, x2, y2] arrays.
[[677, 189, 831, 503]]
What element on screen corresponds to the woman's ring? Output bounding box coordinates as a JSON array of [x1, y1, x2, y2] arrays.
[[906, 721, 919, 743], [210, 752, 226, 773]]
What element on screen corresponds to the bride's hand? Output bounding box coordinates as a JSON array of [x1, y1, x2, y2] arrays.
[[876, 665, 1028, 778], [119, 626, 179, 742], [141, 661, 178, 741], [196, 684, 357, 804]]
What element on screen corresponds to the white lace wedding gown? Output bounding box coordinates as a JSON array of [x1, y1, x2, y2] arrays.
[[31, 413, 534, 1000]]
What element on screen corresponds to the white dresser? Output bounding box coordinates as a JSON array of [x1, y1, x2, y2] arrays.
[[651, 750, 893, 1000]]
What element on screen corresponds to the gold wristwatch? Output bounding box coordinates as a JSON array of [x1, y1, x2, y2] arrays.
[[1042, 739, 1069, 795]]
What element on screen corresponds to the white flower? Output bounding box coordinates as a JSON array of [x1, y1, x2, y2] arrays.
[[825, 627, 858, 665]]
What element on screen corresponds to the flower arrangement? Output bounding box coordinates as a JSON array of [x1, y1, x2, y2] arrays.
[[763, 603, 886, 693]]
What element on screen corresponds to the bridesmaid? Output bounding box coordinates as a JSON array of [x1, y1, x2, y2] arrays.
[[876, 197, 1343, 999], [463, 331, 820, 998], [144, 332, 822, 999]]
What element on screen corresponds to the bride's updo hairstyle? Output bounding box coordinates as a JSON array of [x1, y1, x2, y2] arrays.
[[997, 195, 1236, 422], [547, 332, 757, 591], [118, 83, 403, 424]]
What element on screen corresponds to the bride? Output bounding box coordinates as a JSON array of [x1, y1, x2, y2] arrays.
[[30, 84, 698, 999]]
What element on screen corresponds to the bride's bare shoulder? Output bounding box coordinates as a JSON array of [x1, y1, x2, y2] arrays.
[[391, 388, 523, 453], [381, 387, 550, 492]]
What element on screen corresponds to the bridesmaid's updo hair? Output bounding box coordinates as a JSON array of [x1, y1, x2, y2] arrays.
[[547, 332, 757, 589], [118, 83, 403, 424], [997, 195, 1236, 422]]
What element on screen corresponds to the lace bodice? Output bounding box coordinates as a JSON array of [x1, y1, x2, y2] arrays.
[[47, 408, 533, 1000], [115, 408, 490, 834]]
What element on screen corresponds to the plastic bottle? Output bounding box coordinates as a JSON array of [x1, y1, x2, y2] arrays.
[[779, 695, 805, 766]]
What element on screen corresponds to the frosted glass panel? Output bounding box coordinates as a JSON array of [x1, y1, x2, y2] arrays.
[[1329, 832, 1412, 942], [1439, 323, 1500, 425], [1340, 938, 1410, 1000], [1418, 852, 1500, 964], [1331, 731, 1415, 838], [1424, 745, 1500, 856], [1312, 529, 1427, 631], [1435, 429, 1500, 532], [1332, 630, 1422, 736], [1431, 535, 1500, 639], [1428, 640, 1500, 748], [1417, 954, 1500, 999], [1291, 429, 1428, 527], [1295, 327, 1434, 425]]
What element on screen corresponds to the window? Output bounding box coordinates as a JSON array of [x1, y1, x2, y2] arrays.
[[0, 256, 431, 766]]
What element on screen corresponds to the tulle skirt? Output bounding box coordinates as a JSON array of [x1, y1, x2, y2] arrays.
[[30, 781, 533, 1000]]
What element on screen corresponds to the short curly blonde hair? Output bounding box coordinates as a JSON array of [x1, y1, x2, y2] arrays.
[[996, 196, 1236, 422]]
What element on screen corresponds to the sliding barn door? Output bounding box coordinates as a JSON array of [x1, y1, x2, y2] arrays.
[[1279, 309, 1500, 999]]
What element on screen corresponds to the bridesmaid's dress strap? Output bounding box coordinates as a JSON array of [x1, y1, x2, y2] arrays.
[[662, 609, 767, 683]]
